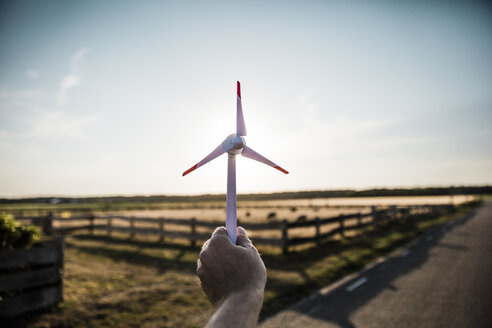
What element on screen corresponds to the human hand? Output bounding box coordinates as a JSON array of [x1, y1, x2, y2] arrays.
[[197, 226, 267, 308]]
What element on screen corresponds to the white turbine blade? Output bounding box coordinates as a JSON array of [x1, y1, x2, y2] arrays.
[[183, 140, 232, 176], [236, 81, 247, 136], [241, 145, 289, 174]]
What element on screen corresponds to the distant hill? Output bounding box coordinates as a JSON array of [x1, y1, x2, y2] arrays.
[[1, 186, 490, 205]]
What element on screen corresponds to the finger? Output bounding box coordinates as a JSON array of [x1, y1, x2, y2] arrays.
[[211, 226, 227, 237], [196, 259, 203, 276], [202, 227, 226, 251], [236, 226, 253, 247], [208, 226, 233, 248], [237, 226, 248, 237], [201, 239, 211, 250], [199, 246, 214, 263]]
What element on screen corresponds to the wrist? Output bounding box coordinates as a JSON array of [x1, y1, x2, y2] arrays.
[[229, 288, 264, 309], [207, 289, 264, 328]]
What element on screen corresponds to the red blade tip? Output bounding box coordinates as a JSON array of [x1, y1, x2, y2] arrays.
[[237, 81, 241, 98], [182, 164, 198, 176], [274, 166, 289, 174]]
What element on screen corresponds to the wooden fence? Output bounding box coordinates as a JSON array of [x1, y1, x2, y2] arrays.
[[0, 237, 64, 317], [16, 204, 452, 254]]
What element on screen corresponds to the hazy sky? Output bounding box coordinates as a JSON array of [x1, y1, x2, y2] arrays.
[[1, 0, 491, 197]]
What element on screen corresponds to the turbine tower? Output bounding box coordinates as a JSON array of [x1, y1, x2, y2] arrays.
[[183, 81, 288, 243]]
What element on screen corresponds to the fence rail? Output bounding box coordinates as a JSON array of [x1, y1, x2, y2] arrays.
[[15, 204, 453, 254]]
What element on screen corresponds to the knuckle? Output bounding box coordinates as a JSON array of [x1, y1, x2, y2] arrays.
[[239, 235, 252, 244], [201, 239, 211, 250], [209, 234, 227, 248], [199, 249, 210, 261], [196, 262, 204, 276], [212, 226, 227, 236]]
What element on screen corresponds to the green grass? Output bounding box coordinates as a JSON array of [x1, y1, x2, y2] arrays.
[[5, 201, 480, 327]]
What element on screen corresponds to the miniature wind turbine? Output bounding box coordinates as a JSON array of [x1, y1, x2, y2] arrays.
[[182, 81, 289, 244]]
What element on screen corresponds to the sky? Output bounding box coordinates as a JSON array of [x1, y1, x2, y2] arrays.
[[0, 0, 491, 197]]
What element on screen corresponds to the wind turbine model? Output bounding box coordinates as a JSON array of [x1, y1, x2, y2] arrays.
[[183, 81, 289, 244]]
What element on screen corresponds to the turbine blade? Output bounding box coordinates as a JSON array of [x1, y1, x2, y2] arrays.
[[183, 140, 232, 176], [236, 81, 247, 136], [241, 145, 289, 174]]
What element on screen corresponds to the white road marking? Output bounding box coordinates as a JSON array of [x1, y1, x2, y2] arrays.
[[309, 305, 322, 314], [346, 277, 368, 292]]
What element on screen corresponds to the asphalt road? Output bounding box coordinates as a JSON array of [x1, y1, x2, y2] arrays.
[[260, 200, 492, 328]]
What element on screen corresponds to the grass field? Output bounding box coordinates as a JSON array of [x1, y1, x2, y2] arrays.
[[5, 198, 480, 328]]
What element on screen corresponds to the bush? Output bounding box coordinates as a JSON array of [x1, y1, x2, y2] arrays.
[[0, 214, 40, 249]]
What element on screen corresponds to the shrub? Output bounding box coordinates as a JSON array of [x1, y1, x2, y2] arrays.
[[0, 214, 40, 249]]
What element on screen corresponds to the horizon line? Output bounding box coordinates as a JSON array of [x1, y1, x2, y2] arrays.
[[1, 184, 491, 200]]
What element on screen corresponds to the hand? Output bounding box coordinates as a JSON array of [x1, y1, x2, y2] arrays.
[[198, 226, 267, 306], [197, 226, 267, 328]]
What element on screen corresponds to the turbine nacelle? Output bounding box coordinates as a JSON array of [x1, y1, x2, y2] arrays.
[[229, 134, 245, 154]]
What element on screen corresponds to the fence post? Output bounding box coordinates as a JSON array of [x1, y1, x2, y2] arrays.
[[130, 216, 136, 239], [315, 217, 321, 246], [449, 202, 456, 212], [159, 218, 165, 243], [391, 205, 397, 220], [338, 215, 345, 238], [56, 236, 65, 302], [371, 206, 378, 227], [107, 217, 112, 236], [89, 214, 95, 235], [357, 213, 362, 227], [281, 220, 289, 255], [43, 211, 53, 235], [190, 218, 196, 247]]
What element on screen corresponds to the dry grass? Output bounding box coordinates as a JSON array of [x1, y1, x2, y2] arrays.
[[97, 195, 470, 221], [10, 234, 213, 328], [52, 195, 474, 243]]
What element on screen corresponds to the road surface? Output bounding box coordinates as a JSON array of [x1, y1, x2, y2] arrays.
[[260, 200, 492, 328]]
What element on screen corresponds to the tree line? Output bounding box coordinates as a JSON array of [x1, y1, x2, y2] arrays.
[[1, 185, 490, 205]]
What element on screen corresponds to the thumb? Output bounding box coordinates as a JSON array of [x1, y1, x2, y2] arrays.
[[236, 226, 253, 247], [211, 226, 227, 237]]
